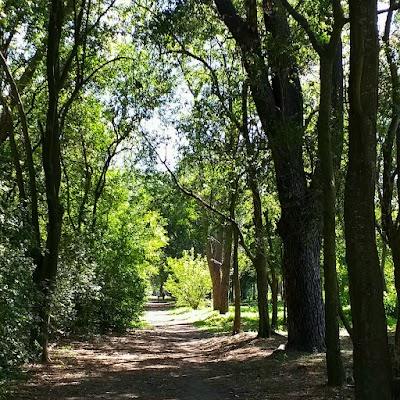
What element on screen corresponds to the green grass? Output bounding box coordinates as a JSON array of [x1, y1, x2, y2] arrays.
[[191, 303, 287, 334]]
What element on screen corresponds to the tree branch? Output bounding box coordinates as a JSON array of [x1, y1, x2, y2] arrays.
[[141, 131, 256, 263], [0, 49, 41, 247], [280, 0, 324, 55]]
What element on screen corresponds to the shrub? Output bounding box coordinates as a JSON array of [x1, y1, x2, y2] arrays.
[[165, 249, 211, 309]]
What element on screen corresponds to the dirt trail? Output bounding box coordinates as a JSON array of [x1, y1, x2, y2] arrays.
[[11, 300, 354, 399]]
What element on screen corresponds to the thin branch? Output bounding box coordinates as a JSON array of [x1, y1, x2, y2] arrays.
[[378, 2, 400, 14], [168, 49, 242, 131], [141, 131, 256, 263], [280, 0, 324, 55], [0, 49, 41, 246]]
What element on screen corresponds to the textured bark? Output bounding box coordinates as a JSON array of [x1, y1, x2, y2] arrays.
[[346, 0, 392, 397], [381, 0, 400, 351], [214, 0, 325, 351]]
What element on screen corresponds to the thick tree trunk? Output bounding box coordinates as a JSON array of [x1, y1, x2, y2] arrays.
[[214, 0, 324, 351], [280, 218, 325, 351], [346, 0, 392, 397]]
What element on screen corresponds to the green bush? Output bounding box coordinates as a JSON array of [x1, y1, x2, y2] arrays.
[[165, 249, 211, 309], [0, 241, 36, 372]]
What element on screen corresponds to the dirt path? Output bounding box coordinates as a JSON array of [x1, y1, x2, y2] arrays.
[[11, 301, 354, 399]]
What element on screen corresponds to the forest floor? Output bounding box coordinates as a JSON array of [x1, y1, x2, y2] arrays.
[[10, 300, 355, 399]]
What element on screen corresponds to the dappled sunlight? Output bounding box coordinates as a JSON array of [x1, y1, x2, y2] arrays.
[[11, 300, 354, 400]]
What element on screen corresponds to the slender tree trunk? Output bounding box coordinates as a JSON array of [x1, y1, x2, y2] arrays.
[[391, 237, 400, 347], [249, 177, 270, 338], [232, 227, 241, 334], [345, 0, 392, 397], [265, 210, 278, 329], [381, 0, 400, 353], [242, 82, 270, 338], [219, 223, 232, 314], [205, 229, 224, 311], [318, 55, 344, 385], [33, 0, 64, 362]]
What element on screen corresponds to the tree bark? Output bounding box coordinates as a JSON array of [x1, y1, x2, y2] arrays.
[[381, 0, 400, 352], [345, 0, 392, 397]]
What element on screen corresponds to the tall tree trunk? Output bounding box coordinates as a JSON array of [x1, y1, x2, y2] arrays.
[[232, 227, 241, 334], [214, 0, 325, 351], [318, 54, 344, 386], [391, 239, 400, 347], [242, 81, 270, 338], [219, 223, 232, 314], [33, 0, 64, 363], [345, 0, 392, 397], [205, 229, 223, 311], [381, 0, 400, 353], [265, 210, 278, 329]]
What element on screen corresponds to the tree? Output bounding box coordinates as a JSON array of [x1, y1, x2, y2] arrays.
[[281, 0, 346, 385], [345, 0, 392, 397], [165, 249, 212, 309], [380, 0, 400, 349], [213, 0, 325, 351]]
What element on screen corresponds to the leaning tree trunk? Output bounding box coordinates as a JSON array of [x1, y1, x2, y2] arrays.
[[345, 0, 392, 397]]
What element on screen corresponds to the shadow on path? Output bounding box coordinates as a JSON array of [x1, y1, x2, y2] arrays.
[[11, 299, 355, 400]]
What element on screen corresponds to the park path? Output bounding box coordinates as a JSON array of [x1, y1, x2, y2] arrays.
[[10, 300, 354, 400]]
